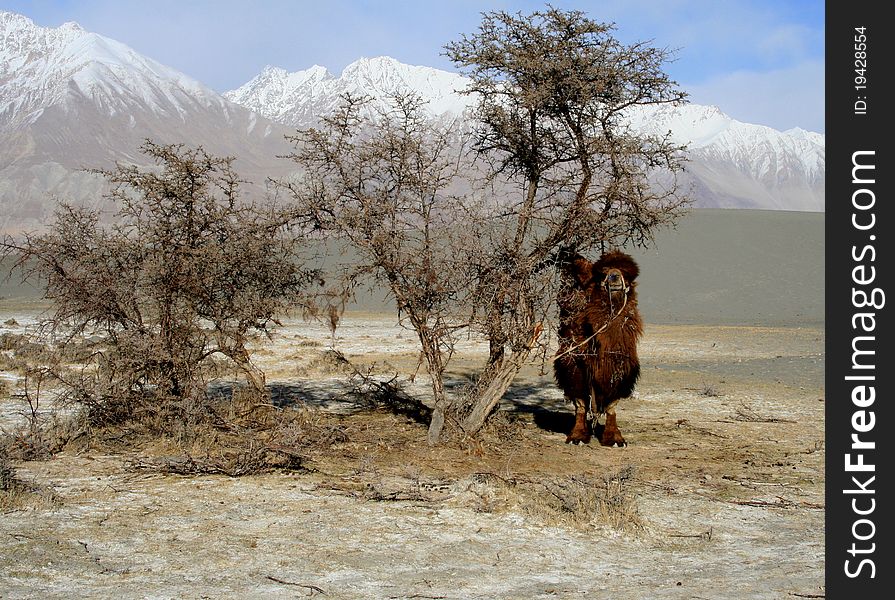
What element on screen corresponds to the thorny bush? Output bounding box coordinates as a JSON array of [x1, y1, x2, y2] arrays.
[[2, 141, 320, 443]]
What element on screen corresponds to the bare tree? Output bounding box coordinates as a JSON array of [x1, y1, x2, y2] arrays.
[[445, 7, 690, 262], [443, 7, 689, 438], [282, 95, 470, 440], [285, 7, 689, 443], [3, 141, 318, 428]]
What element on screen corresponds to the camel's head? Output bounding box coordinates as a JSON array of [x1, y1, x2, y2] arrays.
[[559, 247, 639, 302], [601, 266, 628, 293], [594, 250, 639, 299]]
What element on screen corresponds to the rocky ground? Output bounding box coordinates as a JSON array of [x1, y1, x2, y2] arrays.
[[0, 310, 825, 599]]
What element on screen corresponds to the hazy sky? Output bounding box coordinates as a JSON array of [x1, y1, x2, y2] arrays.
[[4, 0, 825, 132]]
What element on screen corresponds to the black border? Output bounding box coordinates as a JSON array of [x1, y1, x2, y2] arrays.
[[826, 2, 893, 597]]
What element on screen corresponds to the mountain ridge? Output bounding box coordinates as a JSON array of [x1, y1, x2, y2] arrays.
[[225, 57, 824, 210], [0, 11, 825, 231], [1, 11, 295, 230], [223, 56, 475, 127]]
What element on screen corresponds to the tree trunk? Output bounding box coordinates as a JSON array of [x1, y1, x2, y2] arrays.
[[427, 407, 447, 445], [219, 335, 267, 397], [458, 323, 543, 436], [408, 323, 450, 445], [234, 352, 267, 395], [459, 347, 533, 434], [425, 365, 449, 445]]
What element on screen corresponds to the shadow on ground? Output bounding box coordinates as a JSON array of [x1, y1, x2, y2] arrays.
[[208, 375, 575, 435]]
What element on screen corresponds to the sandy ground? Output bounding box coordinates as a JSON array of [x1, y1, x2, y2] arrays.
[[0, 311, 825, 599]]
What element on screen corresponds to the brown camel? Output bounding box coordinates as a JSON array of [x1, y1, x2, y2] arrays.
[[554, 250, 643, 446]]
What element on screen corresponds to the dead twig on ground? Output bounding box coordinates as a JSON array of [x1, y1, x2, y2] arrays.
[[726, 495, 823, 510], [684, 384, 724, 398], [730, 403, 797, 423], [265, 575, 325, 595], [340, 353, 433, 425], [669, 527, 712, 541]]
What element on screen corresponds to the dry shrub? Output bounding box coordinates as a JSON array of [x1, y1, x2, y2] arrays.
[[0, 438, 59, 511], [3, 141, 320, 459], [0, 331, 26, 351], [1, 331, 53, 362], [126, 386, 348, 476], [439, 465, 644, 532], [2, 415, 83, 461], [596, 466, 644, 531], [699, 382, 723, 397], [478, 410, 526, 442], [296, 348, 434, 424], [3, 337, 339, 477], [0, 444, 16, 492], [347, 370, 433, 425], [519, 466, 643, 532], [450, 472, 516, 513], [0, 353, 88, 461]]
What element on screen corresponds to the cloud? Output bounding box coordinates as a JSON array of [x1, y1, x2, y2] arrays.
[[684, 60, 825, 133], [557, 0, 823, 80], [754, 23, 821, 63]]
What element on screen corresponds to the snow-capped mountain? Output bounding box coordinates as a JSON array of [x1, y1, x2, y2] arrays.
[[224, 56, 474, 127], [0, 11, 293, 229], [0, 11, 824, 232], [1, 12, 218, 128], [626, 103, 824, 210], [227, 58, 825, 211]]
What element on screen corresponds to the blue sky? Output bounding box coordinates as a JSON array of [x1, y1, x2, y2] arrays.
[[3, 0, 825, 132]]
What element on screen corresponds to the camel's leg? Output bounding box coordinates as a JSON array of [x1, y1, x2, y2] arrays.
[[599, 400, 627, 447], [566, 396, 592, 444]]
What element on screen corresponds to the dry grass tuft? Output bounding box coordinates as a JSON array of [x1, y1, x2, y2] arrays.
[[123, 386, 350, 477], [451, 472, 516, 513], [0, 446, 17, 492], [2, 413, 87, 462], [479, 410, 526, 442], [0, 440, 59, 511], [699, 382, 723, 397], [517, 465, 643, 532]]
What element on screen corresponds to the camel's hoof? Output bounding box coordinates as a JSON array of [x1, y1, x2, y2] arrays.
[[601, 440, 627, 448]]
